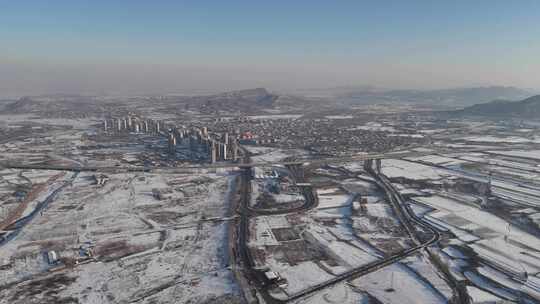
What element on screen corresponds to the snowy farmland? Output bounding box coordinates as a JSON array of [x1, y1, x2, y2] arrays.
[[409, 191, 540, 300], [381, 159, 452, 181], [0, 171, 243, 304]]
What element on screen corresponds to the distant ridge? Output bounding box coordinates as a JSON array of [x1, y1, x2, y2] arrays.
[[459, 95, 540, 118], [3, 97, 35, 113], [295, 85, 532, 107], [185, 88, 279, 111], [2, 95, 101, 114], [1, 88, 280, 115], [207, 88, 278, 106]]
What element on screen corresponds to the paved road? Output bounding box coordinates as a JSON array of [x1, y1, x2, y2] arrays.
[[281, 161, 442, 303], [233, 157, 445, 303], [0, 146, 519, 175], [234, 157, 318, 303], [366, 159, 469, 304]]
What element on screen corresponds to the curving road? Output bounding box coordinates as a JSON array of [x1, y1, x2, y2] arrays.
[[233, 156, 448, 303], [281, 160, 443, 303], [365, 159, 469, 304]]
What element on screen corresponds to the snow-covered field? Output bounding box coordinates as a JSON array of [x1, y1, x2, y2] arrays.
[[340, 161, 366, 172], [325, 115, 353, 119], [413, 194, 540, 298], [488, 149, 540, 161], [0, 171, 242, 304], [349, 263, 447, 304], [316, 191, 353, 209], [466, 286, 506, 303], [381, 159, 451, 180], [462, 135, 540, 144], [305, 225, 379, 268], [409, 155, 467, 166], [0, 114, 98, 130], [248, 147, 308, 163], [291, 282, 370, 304], [268, 260, 334, 295], [351, 122, 397, 132], [247, 114, 302, 120]]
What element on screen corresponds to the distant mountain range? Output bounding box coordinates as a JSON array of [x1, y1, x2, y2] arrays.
[[296, 86, 534, 107], [193, 88, 278, 106], [3, 87, 538, 117], [178, 88, 280, 113], [2, 95, 103, 114], [0, 88, 280, 116], [459, 95, 540, 118]]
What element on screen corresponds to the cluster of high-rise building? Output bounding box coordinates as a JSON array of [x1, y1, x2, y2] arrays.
[[103, 115, 161, 135], [166, 126, 239, 163], [103, 115, 241, 163]]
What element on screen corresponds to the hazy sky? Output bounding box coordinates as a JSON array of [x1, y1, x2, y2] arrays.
[[1, 1, 540, 96]]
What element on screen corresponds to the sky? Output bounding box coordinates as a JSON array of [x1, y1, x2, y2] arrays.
[[1, 0, 540, 96]]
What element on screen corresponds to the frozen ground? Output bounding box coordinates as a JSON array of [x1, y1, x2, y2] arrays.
[[466, 286, 506, 303], [246, 146, 308, 163], [247, 114, 302, 120], [462, 135, 540, 144], [381, 159, 451, 181], [414, 195, 540, 253], [488, 149, 540, 161], [0, 170, 242, 304], [351, 122, 397, 132], [339, 161, 367, 172], [325, 115, 353, 119], [0, 114, 99, 131], [409, 155, 468, 166], [291, 282, 370, 304], [349, 263, 447, 304], [316, 190, 353, 209], [412, 194, 540, 300]]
